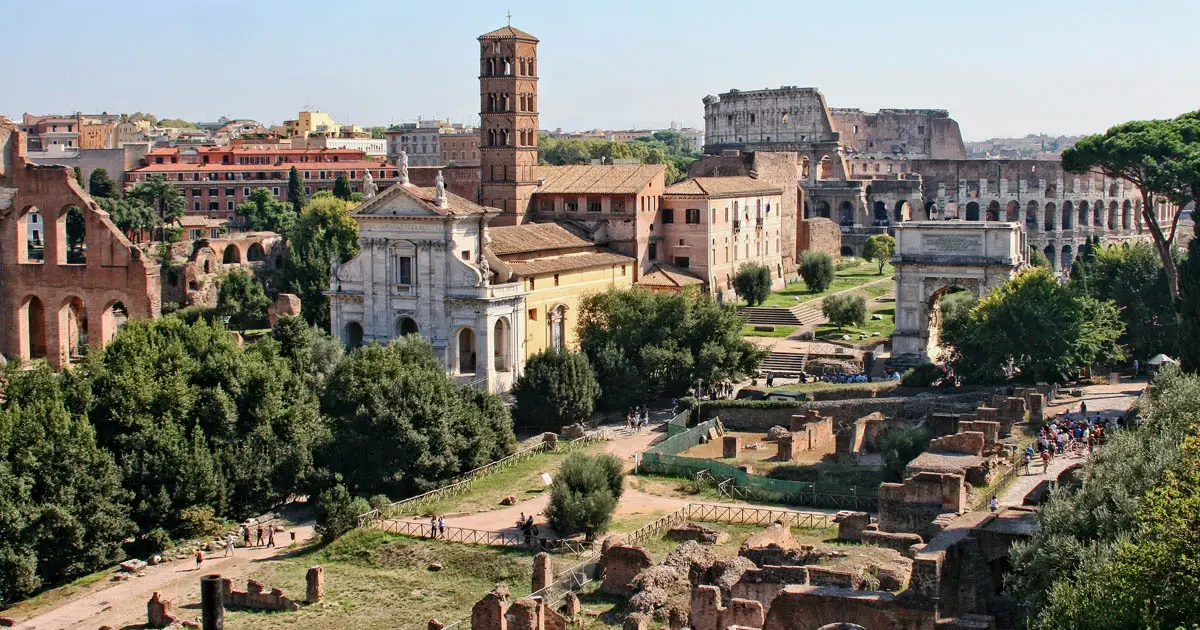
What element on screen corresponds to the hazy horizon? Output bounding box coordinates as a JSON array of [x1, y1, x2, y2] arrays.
[[3, 0, 1197, 142]]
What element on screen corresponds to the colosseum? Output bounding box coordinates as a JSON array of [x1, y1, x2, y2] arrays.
[[700, 86, 1177, 270]]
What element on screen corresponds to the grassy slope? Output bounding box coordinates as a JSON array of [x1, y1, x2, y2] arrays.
[[755, 261, 893, 308]]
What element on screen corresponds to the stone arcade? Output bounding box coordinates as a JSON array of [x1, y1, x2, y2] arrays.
[[890, 221, 1024, 366]]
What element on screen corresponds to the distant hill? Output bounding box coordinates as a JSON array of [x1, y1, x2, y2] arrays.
[[964, 134, 1081, 159]]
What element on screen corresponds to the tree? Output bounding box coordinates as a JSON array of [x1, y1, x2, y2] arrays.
[[1028, 247, 1051, 269], [284, 195, 359, 329], [72, 166, 84, 188], [216, 268, 270, 331], [862, 234, 896, 275], [511, 350, 601, 432], [332, 173, 352, 201], [88, 168, 118, 199], [821, 294, 867, 331], [319, 337, 516, 498], [578, 288, 765, 410], [314, 481, 368, 543], [1008, 367, 1200, 626], [0, 365, 134, 605], [157, 118, 196, 128], [944, 267, 1125, 383], [236, 187, 295, 233], [732, 263, 772, 306], [129, 174, 185, 222], [64, 207, 85, 262], [1071, 242, 1177, 362], [1062, 116, 1193, 302], [880, 425, 931, 481], [1179, 237, 1200, 372], [799, 251, 834, 293], [544, 452, 624, 540], [287, 166, 307, 210], [97, 196, 160, 240]]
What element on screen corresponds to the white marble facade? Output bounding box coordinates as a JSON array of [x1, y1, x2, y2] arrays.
[[328, 181, 526, 392]]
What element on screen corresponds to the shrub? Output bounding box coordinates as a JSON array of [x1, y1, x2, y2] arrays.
[[732, 263, 772, 306], [862, 234, 896, 274], [315, 483, 369, 543], [177, 505, 225, 539], [901, 363, 942, 387], [822, 294, 867, 330], [880, 425, 932, 481], [511, 349, 602, 432], [800, 251, 834, 293], [544, 453, 624, 540]]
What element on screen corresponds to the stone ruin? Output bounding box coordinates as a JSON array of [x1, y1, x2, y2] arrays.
[[267, 293, 302, 327], [221, 577, 301, 612], [600, 544, 655, 596], [306, 565, 324, 603], [468, 584, 571, 630], [766, 411, 834, 462], [666, 522, 730, 545], [146, 591, 178, 628]]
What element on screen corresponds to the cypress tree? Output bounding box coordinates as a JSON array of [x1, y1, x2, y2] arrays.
[[332, 173, 352, 201], [287, 166, 307, 210], [1178, 238, 1200, 371]]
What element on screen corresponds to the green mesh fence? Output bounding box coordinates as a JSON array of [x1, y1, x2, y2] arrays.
[[666, 410, 691, 437]]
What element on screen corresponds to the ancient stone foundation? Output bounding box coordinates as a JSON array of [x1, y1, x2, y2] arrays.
[[221, 578, 301, 611], [834, 511, 871, 542], [690, 585, 766, 630], [600, 545, 654, 596], [532, 552, 552, 592], [305, 565, 323, 603], [146, 591, 178, 628], [878, 472, 965, 539], [723, 435, 742, 458]]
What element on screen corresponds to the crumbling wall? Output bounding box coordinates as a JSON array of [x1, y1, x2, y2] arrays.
[[878, 472, 965, 539], [762, 585, 934, 630], [927, 431, 985, 456], [0, 120, 161, 367], [690, 585, 765, 630], [797, 217, 841, 260], [600, 545, 653, 596], [220, 578, 301, 611]]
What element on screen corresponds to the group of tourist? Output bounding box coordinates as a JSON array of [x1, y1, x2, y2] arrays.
[[1023, 402, 1115, 474], [625, 406, 650, 430], [428, 515, 447, 538], [515, 512, 539, 546]]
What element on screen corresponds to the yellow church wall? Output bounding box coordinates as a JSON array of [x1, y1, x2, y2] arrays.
[[521, 262, 633, 359]]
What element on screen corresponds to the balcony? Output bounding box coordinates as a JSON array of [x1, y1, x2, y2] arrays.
[[448, 281, 524, 300]]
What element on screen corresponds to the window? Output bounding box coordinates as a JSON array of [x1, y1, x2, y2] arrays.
[[621, 265, 626, 276], [662, 208, 674, 224], [528, 308, 538, 321], [612, 198, 625, 213], [209, 188, 218, 197], [565, 201, 578, 212], [675, 256, 690, 268], [209, 202, 218, 211], [243, 187, 250, 196], [225, 188, 235, 196], [272, 187, 280, 196], [587, 199, 601, 213], [189, 229, 201, 239], [227, 201, 234, 211], [686, 208, 700, 224], [397, 256, 413, 285], [193, 202, 201, 211], [648, 242, 657, 261], [529, 277, 536, 290], [461, 250, 470, 261]]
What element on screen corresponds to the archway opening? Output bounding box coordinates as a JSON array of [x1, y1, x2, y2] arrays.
[[1079, 201, 1090, 227], [21, 206, 45, 263], [895, 200, 912, 222], [1026, 201, 1039, 230], [815, 201, 831, 219], [965, 201, 980, 221], [1044, 202, 1057, 232], [841, 246, 855, 257], [1062, 201, 1074, 230], [924, 201, 937, 220], [493, 318, 510, 372], [396, 317, 418, 336], [345, 322, 363, 349], [1109, 201, 1119, 230], [1122, 200, 1133, 231], [818, 156, 833, 180], [1061, 244, 1074, 272], [1044, 245, 1057, 270], [927, 287, 975, 363], [62, 206, 87, 265], [839, 201, 855, 226], [247, 242, 266, 262], [458, 327, 477, 373], [1093, 201, 1103, 227], [61, 296, 88, 362], [986, 200, 1000, 221], [1006, 200, 1020, 222], [102, 300, 129, 345], [873, 201, 888, 224], [223, 246, 241, 264], [21, 296, 47, 359]]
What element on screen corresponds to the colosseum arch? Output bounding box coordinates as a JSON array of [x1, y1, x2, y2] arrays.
[[1061, 201, 1074, 230], [894, 200, 912, 222], [1044, 202, 1057, 232], [964, 201, 980, 221], [986, 200, 1000, 221], [1025, 201, 1039, 231], [891, 222, 1024, 366], [1005, 200, 1020, 222]]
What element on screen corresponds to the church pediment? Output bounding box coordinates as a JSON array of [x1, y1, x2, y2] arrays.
[[352, 184, 444, 218]]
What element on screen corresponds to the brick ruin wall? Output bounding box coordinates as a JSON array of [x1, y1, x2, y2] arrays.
[[796, 217, 841, 260]]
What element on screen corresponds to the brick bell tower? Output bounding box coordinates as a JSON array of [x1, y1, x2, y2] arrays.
[[478, 24, 539, 226]]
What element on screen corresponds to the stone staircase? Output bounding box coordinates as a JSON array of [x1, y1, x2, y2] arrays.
[[739, 304, 828, 328], [758, 350, 808, 377]]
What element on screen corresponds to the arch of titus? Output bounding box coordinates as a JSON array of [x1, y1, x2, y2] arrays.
[[891, 222, 1024, 366]]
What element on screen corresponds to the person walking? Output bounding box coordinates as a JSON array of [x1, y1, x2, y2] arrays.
[[1080, 401, 1088, 417], [1041, 449, 1051, 474], [241, 525, 250, 548], [989, 496, 999, 512], [437, 516, 446, 538], [195, 548, 204, 571], [266, 524, 275, 549], [256, 525, 264, 547], [225, 533, 236, 558]]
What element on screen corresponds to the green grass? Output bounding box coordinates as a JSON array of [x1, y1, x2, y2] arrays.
[[741, 324, 798, 338], [767, 380, 898, 395], [752, 261, 894, 308], [814, 306, 895, 345], [414, 450, 572, 517], [0, 569, 111, 620]]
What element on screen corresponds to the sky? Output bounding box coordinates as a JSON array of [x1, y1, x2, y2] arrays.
[[3, 0, 1198, 141]]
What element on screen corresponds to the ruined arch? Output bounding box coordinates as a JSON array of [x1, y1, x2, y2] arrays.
[[1122, 200, 1133, 231], [1079, 200, 1089, 227], [841, 245, 855, 257], [986, 200, 1000, 221], [1093, 200, 1104, 227], [1108, 201, 1119, 230], [1026, 201, 1039, 231], [223, 244, 242, 264], [1005, 200, 1020, 222], [60, 205, 87, 265], [839, 201, 855, 226], [100, 298, 129, 345], [18, 205, 45, 263], [1044, 245, 1057, 270], [964, 201, 980, 221], [247, 242, 266, 262], [814, 201, 831, 219], [818, 156, 834, 180], [1062, 244, 1074, 271], [1061, 201, 1073, 230], [1044, 202, 1057, 232], [58, 295, 88, 364], [19, 295, 47, 360], [894, 200, 912, 222], [762, 591, 906, 630], [873, 201, 888, 223]]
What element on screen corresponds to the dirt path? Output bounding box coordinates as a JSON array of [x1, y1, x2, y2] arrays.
[[15, 524, 315, 630]]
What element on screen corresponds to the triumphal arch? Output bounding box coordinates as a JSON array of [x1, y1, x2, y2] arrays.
[[890, 221, 1025, 366]]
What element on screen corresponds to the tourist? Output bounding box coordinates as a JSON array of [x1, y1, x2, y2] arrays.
[[225, 532, 236, 557], [1041, 449, 1051, 474], [1080, 401, 1088, 417], [241, 525, 250, 548], [431, 516, 439, 538], [1133, 359, 1139, 376], [989, 496, 999, 512], [766, 371, 775, 387], [437, 516, 446, 538], [195, 548, 204, 571], [266, 525, 275, 548], [256, 525, 264, 547], [1023, 448, 1032, 475]]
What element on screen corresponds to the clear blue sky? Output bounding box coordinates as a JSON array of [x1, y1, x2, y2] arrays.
[[3, 0, 1197, 140]]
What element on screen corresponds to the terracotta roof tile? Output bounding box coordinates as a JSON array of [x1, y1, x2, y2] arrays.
[[534, 164, 665, 195], [488, 223, 591, 255], [478, 25, 539, 41], [636, 264, 706, 288], [132, 161, 396, 174], [664, 176, 782, 197], [505, 252, 633, 276]]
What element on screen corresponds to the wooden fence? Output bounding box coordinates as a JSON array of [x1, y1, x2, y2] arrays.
[[373, 518, 596, 555]]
